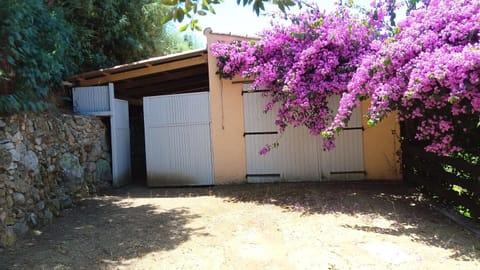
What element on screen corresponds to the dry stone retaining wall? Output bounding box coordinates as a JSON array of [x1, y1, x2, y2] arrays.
[[0, 112, 112, 247]]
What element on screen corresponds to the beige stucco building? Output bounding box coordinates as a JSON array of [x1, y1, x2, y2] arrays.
[[204, 29, 401, 184], [69, 29, 401, 187]]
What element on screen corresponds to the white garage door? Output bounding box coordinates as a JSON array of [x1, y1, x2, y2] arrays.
[[243, 88, 365, 183], [143, 92, 214, 186]]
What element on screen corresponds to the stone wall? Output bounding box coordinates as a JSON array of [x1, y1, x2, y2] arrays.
[[0, 112, 112, 247]]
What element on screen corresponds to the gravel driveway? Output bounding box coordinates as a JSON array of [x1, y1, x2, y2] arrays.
[[1, 182, 479, 269]]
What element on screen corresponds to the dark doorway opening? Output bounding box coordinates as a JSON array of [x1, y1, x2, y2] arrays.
[[129, 104, 146, 185]]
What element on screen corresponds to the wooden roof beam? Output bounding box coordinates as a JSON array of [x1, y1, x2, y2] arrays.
[[77, 55, 207, 86], [115, 74, 209, 93], [116, 85, 209, 100], [116, 79, 209, 99], [118, 83, 210, 99], [115, 66, 207, 90]]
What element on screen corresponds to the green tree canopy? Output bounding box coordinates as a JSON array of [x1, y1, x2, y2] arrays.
[[0, 0, 198, 114]]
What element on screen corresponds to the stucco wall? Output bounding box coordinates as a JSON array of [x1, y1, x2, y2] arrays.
[[361, 101, 402, 180], [206, 30, 402, 183], [206, 31, 251, 184]]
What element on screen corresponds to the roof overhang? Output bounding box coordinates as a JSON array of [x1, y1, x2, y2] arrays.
[[68, 49, 208, 86], [67, 49, 209, 104]]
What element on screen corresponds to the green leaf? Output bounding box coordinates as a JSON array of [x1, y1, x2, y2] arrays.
[[367, 120, 376, 127], [202, 0, 209, 10], [252, 1, 265, 15], [7, 55, 16, 66], [161, 0, 178, 6], [179, 24, 188, 32], [162, 12, 173, 24], [312, 18, 324, 28], [382, 57, 392, 67], [185, 0, 192, 10], [175, 8, 185, 22], [393, 26, 401, 35], [209, 5, 216, 14]]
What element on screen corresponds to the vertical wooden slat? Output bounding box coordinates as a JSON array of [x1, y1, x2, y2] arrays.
[[243, 91, 365, 182], [72, 85, 111, 113], [143, 92, 214, 186], [111, 99, 131, 187]]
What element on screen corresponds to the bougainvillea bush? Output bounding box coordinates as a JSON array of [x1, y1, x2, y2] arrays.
[[211, 3, 379, 152], [327, 0, 480, 156], [211, 0, 480, 156]]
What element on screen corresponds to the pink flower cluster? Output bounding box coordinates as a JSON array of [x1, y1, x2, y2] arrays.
[[211, 0, 480, 156], [210, 40, 257, 79], [329, 0, 480, 155], [211, 4, 376, 149]]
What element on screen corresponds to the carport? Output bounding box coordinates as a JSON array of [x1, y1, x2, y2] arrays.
[[68, 49, 211, 187]]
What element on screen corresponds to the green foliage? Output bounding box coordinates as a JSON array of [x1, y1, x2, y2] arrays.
[[50, 0, 192, 69], [0, 0, 297, 114], [0, 0, 198, 114], [0, 0, 73, 114], [162, 0, 297, 30], [158, 25, 204, 54]]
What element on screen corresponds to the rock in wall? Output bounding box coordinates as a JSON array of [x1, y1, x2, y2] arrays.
[[0, 112, 112, 247]]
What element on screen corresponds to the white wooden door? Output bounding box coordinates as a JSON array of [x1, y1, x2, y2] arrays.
[[320, 95, 365, 180], [243, 90, 282, 182], [243, 87, 364, 182], [143, 92, 214, 186], [111, 99, 131, 187], [72, 83, 132, 187]]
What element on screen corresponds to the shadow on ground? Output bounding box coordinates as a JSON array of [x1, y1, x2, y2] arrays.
[[0, 195, 203, 270], [1, 182, 479, 269], [116, 181, 480, 261]]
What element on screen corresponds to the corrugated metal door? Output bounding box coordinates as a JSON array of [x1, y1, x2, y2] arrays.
[[243, 87, 364, 182], [72, 83, 132, 187], [143, 92, 213, 186]]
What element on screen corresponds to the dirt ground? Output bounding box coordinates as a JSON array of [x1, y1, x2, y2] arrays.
[[1, 182, 479, 270]]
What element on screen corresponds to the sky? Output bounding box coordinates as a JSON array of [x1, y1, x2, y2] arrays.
[[177, 0, 373, 46]]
